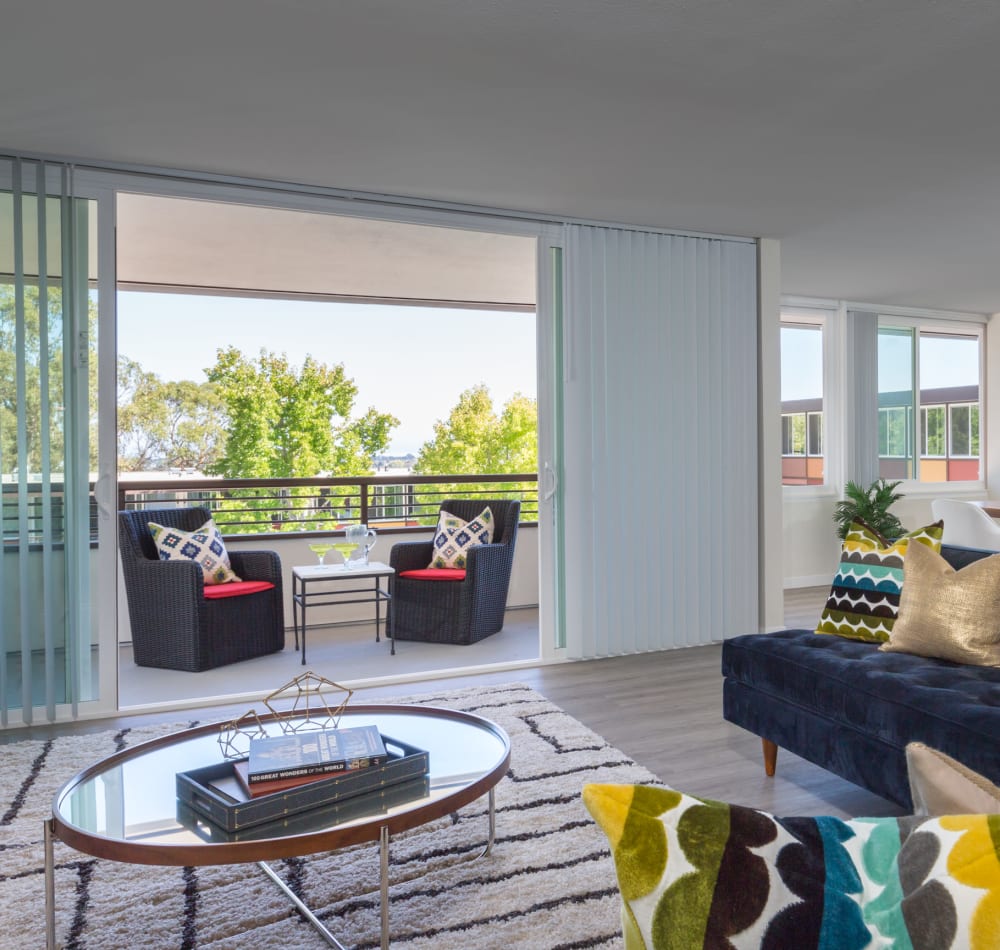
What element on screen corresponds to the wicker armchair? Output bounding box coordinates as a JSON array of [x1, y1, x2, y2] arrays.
[[118, 507, 285, 672], [388, 499, 520, 645]]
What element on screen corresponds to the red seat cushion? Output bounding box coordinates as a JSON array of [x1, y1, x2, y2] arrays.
[[203, 580, 275, 599], [398, 568, 467, 581]]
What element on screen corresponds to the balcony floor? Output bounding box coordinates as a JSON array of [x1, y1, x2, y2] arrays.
[[117, 606, 541, 710], [116, 587, 829, 712]]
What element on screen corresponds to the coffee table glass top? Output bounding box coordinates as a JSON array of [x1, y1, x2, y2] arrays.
[[52, 706, 509, 861]]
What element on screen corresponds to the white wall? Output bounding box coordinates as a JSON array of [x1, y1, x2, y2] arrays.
[[782, 490, 989, 589]]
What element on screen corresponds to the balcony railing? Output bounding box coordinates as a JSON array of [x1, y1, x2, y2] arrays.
[[116, 472, 538, 538], [2, 473, 537, 546]]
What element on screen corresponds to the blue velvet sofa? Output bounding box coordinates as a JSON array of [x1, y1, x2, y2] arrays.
[[721, 543, 1000, 808]]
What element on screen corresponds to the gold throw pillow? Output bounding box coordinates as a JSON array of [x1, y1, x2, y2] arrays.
[[906, 742, 1000, 816], [880, 541, 1000, 666]]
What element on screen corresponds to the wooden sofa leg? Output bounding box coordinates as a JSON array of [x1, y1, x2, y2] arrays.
[[762, 738, 777, 777]]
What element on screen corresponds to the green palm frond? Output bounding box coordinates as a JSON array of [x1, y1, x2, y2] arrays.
[[833, 478, 905, 540]]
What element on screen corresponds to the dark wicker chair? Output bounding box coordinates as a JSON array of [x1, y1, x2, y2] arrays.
[[387, 499, 520, 645], [118, 507, 285, 672]]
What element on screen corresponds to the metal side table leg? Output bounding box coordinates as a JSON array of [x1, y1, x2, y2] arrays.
[[485, 786, 496, 856], [44, 818, 56, 950], [380, 825, 390, 950]]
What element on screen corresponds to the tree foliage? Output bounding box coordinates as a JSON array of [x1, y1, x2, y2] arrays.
[[0, 284, 98, 476], [413, 385, 537, 521], [415, 384, 537, 476], [117, 357, 226, 471], [205, 347, 398, 478]]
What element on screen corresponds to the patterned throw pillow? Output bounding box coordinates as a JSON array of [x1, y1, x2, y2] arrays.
[[880, 541, 1000, 666], [906, 742, 1000, 816], [148, 518, 241, 585], [429, 507, 494, 569], [815, 519, 943, 642], [583, 782, 1000, 950]]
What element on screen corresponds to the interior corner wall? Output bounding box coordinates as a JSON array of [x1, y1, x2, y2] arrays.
[[987, 312, 1000, 495], [757, 239, 784, 631], [560, 225, 759, 659]]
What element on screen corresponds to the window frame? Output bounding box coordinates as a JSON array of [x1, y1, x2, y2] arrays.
[[948, 402, 978, 459], [876, 314, 985, 489], [779, 307, 833, 493], [879, 405, 911, 459], [920, 404, 947, 458]]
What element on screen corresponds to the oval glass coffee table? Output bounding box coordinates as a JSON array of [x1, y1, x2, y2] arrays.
[[45, 705, 510, 950]]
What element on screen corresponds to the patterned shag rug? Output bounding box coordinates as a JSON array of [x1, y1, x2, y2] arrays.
[[0, 683, 660, 949]]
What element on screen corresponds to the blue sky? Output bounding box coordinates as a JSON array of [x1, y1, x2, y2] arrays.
[[782, 325, 979, 401], [117, 292, 538, 456]]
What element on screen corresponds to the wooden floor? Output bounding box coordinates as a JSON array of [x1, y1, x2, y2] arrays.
[[7, 583, 903, 821]]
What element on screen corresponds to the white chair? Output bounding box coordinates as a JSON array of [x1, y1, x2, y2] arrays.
[[930, 499, 1000, 550]]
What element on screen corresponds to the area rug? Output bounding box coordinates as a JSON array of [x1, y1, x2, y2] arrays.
[[0, 683, 660, 949]]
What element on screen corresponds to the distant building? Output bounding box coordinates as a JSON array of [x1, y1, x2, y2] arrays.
[[781, 384, 980, 485]]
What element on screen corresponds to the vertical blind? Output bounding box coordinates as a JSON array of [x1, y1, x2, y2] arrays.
[[0, 157, 93, 723], [560, 225, 759, 658], [844, 310, 880, 486]]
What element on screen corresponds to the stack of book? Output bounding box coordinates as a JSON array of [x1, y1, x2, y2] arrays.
[[239, 724, 388, 798]]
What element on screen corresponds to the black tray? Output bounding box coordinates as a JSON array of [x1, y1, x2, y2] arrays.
[[177, 775, 431, 842], [176, 734, 429, 832]]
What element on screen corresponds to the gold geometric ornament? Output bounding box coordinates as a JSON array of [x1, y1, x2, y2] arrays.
[[217, 708, 268, 760], [263, 670, 354, 734]]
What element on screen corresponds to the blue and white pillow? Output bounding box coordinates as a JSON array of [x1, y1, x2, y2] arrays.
[[429, 507, 494, 569], [148, 518, 240, 585]]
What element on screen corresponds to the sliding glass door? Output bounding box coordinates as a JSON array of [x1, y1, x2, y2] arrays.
[[0, 157, 112, 723]]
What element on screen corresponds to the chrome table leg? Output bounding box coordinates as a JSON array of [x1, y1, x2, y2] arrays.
[[485, 786, 496, 856], [257, 860, 347, 950], [380, 825, 390, 950], [44, 818, 56, 950]]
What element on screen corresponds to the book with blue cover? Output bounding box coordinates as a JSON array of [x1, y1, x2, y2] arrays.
[[247, 725, 387, 784]]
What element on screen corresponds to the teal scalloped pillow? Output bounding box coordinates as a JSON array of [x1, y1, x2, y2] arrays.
[[582, 783, 1000, 950], [148, 518, 241, 585], [815, 519, 943, 642]]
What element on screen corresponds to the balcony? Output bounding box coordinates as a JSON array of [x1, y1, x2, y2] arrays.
[[114, 472, 541, 709]]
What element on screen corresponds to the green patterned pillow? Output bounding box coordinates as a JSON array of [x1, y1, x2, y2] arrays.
[[428, 507, 494, 569], [815, 519, 943, 642], [148, 518, 241, 585], [583, 782, 1000, 950]]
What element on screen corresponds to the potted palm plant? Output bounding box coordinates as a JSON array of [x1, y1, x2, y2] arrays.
[[833, 478, 905, 540]]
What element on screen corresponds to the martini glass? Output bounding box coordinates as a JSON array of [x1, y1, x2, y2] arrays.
[[308, 542, 334, 566], [333, 541, 357, 569]]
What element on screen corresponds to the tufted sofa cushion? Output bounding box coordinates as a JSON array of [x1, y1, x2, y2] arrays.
[[724, 629, 1000, 795], [723, 542, 1000, 806]]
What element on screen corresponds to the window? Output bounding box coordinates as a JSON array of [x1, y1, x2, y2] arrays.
[[780, 319, 824, 485], [782, 413, 806, 455], [949, 404, 979, 458], [878, 323, 981, 483], [807, 411, 822, 457], [879, 406, 911, 458], [921, 405, 946, 457]]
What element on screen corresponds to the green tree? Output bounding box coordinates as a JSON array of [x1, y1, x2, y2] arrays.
[[206, 346, 398, 478], [415, 385, 537, 475], [117, 356, 225, 471], [414, 384, 537, 521], [0, 284, 98, 476]]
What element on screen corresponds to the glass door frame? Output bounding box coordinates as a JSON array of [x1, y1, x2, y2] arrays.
[[0, 161, 118, 722], [77, 166, 563, 709]]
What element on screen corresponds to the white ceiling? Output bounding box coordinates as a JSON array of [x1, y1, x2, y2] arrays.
[[4, 0, 1000, 313], [116, 194, 537, 307]]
